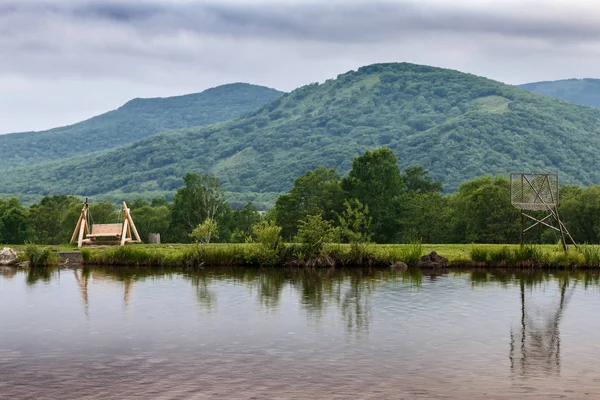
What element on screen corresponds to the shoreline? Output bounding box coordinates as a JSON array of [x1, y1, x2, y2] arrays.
[[3, 243, 596, 269]]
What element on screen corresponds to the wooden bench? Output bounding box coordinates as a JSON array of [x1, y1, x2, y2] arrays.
[[86, 223, 123, 238]]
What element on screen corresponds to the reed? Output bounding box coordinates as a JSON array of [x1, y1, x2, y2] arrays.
[[401, 240, 423, 266], [580, 245, 600, 267], [24, 245, 58, 268], [470, 247, 489, 262]]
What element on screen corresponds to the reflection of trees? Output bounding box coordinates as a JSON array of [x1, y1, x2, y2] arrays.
[[61, 266, 426, 330], [509, 276, 576, 376], [256, 272, 287, 310], [190, 274, 216, 311], [340, 274, 374, 334], [26, 267, 59, 285]]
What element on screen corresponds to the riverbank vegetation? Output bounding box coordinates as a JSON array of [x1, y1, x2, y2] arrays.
[[53, 243, 600, 268]]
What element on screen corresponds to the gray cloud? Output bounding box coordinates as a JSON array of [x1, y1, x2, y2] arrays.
[[1, 0, 600, 133], [3, 0, 600, 43]]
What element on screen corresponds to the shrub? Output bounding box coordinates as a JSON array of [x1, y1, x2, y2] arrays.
[[190, 218, 219, 244], [247, 220, 284, 266], [24, 245, 58, 268], [489, 246, 512, 264], [294, 214, 337, 260], [338, 199, 372, 244]]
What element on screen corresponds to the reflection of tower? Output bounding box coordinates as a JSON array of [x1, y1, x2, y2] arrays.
[[510, 278, 575, 375]]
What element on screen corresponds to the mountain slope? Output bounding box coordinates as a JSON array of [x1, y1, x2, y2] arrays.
[[4, 63, 600, 206], [520, 79, 600, 108], [0, 83, 283, 169]]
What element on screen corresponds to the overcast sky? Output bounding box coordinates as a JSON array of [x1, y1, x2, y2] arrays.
[[2, 0, 600, 134]]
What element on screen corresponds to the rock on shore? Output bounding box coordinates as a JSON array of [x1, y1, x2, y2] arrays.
[[0, 247, 18, 266], [417, 251, 449, 268]]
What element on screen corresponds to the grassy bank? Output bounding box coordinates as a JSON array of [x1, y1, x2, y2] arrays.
[[73, 243, 600, 269], [6, 243, 600, 269]]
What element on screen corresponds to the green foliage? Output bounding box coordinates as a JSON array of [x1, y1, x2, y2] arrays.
[[86, 246, 182, 267], [89, 202, 118, 224], [401, 240, 423, 266], [275, 167, 344, 239], [9, 63, 600, 207], [0, 83, 283, 170], [558, 186, 600, 243], [579, 245, 600, 266], [169, 173, 228, 242], [470, 247, 489, 262], [295, 214, 337, 259], [190, 218, 219, 244], [226, 203, 262, 243], [338, 199, 372, 244], [512, 244, 545, 265], [130, 203, 171, 243], [402, 166, 443, 193], [451, 176, 520, 243], [342, 148, 404, 242], [27, 195, 81, 244], [398, 192, 453, 243], [0, 197, 29, 244], [10, 148, 600, 247], [24, 245, 58, 268], [489, 246, 512, 263], [247, 220, 284, 266]]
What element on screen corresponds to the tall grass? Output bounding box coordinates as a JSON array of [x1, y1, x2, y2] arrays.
[[401, 240, 423, 266], [511, 244, 545, 266], [76, 243, 600, 269], [580, 245, 600, 267], [24, 245, 58, 268], [470, 247, 489, 262], [489, 247, 512, 264]]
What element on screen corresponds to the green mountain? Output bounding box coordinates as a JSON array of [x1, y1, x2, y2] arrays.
[[0, 83, 283, 170], [520, 79, 600, 108], [4, 63, 600, 207]]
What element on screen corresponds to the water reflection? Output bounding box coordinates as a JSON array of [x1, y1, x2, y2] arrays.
[[509, 278, 575, 376], [3, 267, 600, 399], [467, 269, 587, 377], [190, 274, 217, 311], [26, 267, 59, 285]]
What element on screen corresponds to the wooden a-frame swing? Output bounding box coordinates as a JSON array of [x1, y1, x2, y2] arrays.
[[70, 200, 142, 247]]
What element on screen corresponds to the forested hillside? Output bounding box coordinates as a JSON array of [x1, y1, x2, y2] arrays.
[[0, 83, 283, 169], [520, 79, 600, 108], [4, 63, 600, 207]]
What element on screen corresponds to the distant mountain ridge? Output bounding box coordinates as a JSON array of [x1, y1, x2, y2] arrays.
[[519, 78, 600, 108], [4, 62, 600, 207], [0, 83, 283, 170]]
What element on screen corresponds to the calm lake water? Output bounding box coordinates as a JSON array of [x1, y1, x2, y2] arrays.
[[1, 267, 600, 399]]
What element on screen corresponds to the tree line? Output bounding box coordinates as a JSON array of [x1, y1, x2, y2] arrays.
[[1, 147, 599, 245]]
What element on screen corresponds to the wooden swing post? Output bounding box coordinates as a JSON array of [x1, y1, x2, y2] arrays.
[[70, 202, 89, 248]]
